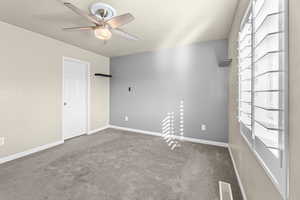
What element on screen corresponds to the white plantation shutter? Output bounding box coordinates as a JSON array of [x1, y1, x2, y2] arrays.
[[238, 0, 288, 198], [253, 0, 283, 154], [239, 9, 253, 139]]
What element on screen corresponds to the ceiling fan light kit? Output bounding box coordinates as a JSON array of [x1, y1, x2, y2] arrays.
[[94, 27, 112, 40], [62, 2, 139, 41]]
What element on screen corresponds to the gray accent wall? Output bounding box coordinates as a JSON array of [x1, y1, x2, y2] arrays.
[[110, 40, 229, 143]]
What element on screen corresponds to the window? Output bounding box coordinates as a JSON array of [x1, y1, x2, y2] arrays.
[[238, 0, 288, 198]]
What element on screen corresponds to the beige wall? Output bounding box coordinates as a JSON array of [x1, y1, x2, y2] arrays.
[[228, 0, 300, 199], [288, 0, 300, 198], [0, 21, 109, 158]]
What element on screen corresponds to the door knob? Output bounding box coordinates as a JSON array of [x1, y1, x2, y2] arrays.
[[64, 102, 67, 106]]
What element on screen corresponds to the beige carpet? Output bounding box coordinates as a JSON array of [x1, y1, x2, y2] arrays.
[[0, 128, 242, 200]]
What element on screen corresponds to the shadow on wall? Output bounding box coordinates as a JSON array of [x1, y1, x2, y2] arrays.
[[161, 100, 184, 150]]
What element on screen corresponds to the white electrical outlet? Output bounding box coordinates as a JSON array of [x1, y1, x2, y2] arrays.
[[201, 124, 207, 131], [125, 116, 129, 121], [0, 137, 5, 146]]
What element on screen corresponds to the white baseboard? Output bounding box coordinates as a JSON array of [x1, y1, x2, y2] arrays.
[[0, 140, 64, 165], [176, 135, 228, 147], [88, 125, 110, 135], [109, 125, 162, 137], [228, 146, 247, 200], [109, 125, 228, 148]]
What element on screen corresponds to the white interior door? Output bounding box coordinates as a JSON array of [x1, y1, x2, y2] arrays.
[[63, 58, 88, 140]]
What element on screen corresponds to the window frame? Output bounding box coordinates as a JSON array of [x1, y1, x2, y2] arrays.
[[237, 0, 289, 199]]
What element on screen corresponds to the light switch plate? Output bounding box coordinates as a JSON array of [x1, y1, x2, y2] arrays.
[[201, 124, 207, 131], [125, 116, 129, 121]]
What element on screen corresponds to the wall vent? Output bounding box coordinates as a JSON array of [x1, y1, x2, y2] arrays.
[[219, 181, 233, 200]]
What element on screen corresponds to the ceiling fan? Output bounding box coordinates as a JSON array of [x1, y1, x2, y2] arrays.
[[62, 2, 139, 41]]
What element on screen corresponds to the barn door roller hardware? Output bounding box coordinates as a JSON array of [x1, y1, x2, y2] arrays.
[[94, 73, 112, 78]]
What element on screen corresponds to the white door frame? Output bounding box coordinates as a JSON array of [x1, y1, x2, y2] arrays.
[[62, 56, 91, 140]]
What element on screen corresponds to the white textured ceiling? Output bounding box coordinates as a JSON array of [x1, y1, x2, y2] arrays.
[[0, 0, 238, 57]]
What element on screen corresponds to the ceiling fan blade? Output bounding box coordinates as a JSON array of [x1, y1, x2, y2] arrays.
[[63, 2, 101, 25], [111, 28, 139, 41], [63, 26, 96, 31], [106, 13, 134, 29]]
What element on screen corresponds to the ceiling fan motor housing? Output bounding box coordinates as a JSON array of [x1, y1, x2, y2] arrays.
[[89, 2, 116, 20]]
